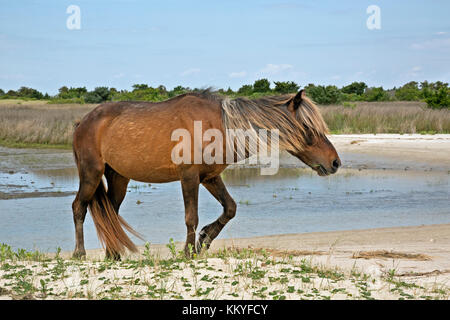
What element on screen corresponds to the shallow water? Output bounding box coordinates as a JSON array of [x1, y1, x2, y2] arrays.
[[0, 162, 449, 252]]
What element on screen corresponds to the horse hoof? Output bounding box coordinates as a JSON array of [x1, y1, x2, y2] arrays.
[[184, 246, 195, 259], [105, 251, 121, 261], [197, 228, 212, 252], [72, 251, 86, 260]]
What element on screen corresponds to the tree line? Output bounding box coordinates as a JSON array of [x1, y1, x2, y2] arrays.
[[0, 79, 448, 109]]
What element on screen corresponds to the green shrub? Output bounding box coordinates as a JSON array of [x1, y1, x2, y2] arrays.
[[14, 87, 44, 99], [273, 81, 299, 94], [341, 93, 364, 102], [304, 84, 342, 104], [83, 91, 104, 103], [363, 87, 390, 102], [92, 87, 111, 101], [58, 86, 87, 99], [424, 87, 450, 109], [253, 79, 271, 93], [341, 82, 367, 96], [395, 82, 421, 101], [237, 84, 254, 95]]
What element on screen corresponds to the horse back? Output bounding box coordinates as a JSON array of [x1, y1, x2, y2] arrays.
[[73, 95, 227, 182]]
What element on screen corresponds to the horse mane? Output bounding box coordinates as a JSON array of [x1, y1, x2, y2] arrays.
[[175, 89, 328, 152], [219, 93, 329, 153]]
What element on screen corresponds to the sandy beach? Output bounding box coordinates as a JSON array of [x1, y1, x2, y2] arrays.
[[68, 223, 450, 275], [0, 224, 447, 300], [329, 134, 450, 171], [64, 223, 450, 293]]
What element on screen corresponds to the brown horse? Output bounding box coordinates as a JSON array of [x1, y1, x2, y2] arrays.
[[71, 89, 341, 259]]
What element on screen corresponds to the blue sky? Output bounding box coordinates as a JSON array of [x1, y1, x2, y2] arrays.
[[1, 0, 449, 94]]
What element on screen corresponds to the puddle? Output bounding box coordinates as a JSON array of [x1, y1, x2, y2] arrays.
[[0, 147, 449, 252]]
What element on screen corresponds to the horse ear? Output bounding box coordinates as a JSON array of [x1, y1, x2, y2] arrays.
[[293, 90, 306, 107], [289, 89, 305, 112]]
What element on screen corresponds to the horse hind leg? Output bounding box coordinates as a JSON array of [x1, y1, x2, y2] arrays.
[[198, 175, 236, 252], [104, 164, 130, 213], [72, 162, 104, 259], [103, 164, 130, 260]]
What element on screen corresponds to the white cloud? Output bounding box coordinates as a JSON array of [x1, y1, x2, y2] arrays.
[[180, 68, 201, 76], [408, 66, 422, 77], [411, 37, 450, 50], [436, 31, 447, 35], [259, 63, 293, 75], [228, 71, 247, 78], [0, 74, 26, 80]]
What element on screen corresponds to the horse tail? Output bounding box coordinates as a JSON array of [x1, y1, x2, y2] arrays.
[[88, 180, 141, 255]]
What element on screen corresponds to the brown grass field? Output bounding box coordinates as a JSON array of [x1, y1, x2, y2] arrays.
[[0, 100, 95, 148], [0, 99, 448, 148], [321, 101, 450, 134]]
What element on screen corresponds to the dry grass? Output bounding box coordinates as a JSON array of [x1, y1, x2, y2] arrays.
[[321, 101, 450, 134], [0, 100, 449, 149], [0, 101, 95, 147], [352, 250, 432, 261], [248, 248, 326, 257]]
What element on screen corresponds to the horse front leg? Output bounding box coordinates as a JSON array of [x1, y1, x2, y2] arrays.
[[197, 175, 236, 251], [180, 170, 200, 258]]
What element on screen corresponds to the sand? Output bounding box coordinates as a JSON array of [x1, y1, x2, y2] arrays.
[[329, 134, 450, 171], [78, 223, 450, 283], [251, 133, 450, 172], [1, 224, 448, 300], [10, 224, 439, 300], [212, 224, 450, 285]]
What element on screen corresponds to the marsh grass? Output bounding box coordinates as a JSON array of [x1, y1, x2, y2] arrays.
[[0, 101, 448, 149], [0, 102, 95, 148], [321, 101, 450, 134], [0, 243, 447, 300]]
